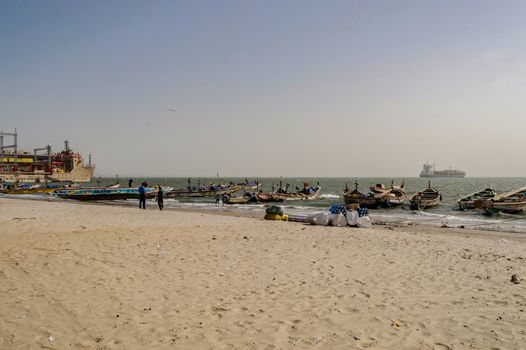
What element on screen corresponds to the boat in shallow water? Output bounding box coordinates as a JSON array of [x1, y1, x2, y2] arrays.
[[254, 192, 284, 203], [223, 191, 258, 204], [370, 180, 406, 207], [477, 186, 526, 215], [272, 185, 321, 201], [409, 182, 442, 210], [164, 178, 259, 198], [165, 185, 239, 198], [458, 188, 496, 210], [344, 181, 388, 209]]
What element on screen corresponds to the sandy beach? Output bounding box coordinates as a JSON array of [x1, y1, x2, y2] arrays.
[[1, 198, 525, 349]]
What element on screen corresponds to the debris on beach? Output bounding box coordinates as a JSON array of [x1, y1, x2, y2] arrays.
[[510, 274, 521, 284], [264, 203, 372, 228], [306, 205, 371, 228], [264, 206, 288, 221]]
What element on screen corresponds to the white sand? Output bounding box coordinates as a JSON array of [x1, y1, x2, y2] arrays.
[[1, 198, 525, 349]]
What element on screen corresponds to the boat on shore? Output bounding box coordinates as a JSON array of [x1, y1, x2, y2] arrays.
[[0, 183, 120, 195], [344, 181, 388, 209], [55, 186, 159, 201], [223, 191, 257, 204], [164, 178, 259, 199], [458, 188, 496, 210], [165, 181, 238, 198], [0, 183, 67, 194], [477, 186, 526, 215], [254, 191, 284, 203], [370, 180, 406, 206], [272, 184, 321, 201], [409, 181, 442, 209]]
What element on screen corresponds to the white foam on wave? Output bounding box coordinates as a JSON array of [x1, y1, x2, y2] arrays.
[[319, 194, 341, 199]]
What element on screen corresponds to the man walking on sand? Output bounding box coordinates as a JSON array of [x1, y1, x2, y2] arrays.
[[139, 182, 146, 209]]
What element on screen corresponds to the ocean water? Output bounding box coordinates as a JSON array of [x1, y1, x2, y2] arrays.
[[86, 177, 526, 234]]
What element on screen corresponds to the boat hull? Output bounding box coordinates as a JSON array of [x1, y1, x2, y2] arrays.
[[165, 186, 240, 198], [409, 187, 442, 210], [272, 188, 321, 201], [409, 198, 441, 209], [55, 188, 157, 201]]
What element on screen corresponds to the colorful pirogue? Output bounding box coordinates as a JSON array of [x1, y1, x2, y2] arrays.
[[0, 183, 65, 194], [55, 187, 158, 200]]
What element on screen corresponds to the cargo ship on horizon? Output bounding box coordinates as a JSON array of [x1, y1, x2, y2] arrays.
[[0, 129, 95, 183], [419, 163, 465, 178]]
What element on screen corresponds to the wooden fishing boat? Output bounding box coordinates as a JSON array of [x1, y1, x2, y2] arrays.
[[370, 180, 406, 206], [236, 179, 261, 192], [165, 185, 240, 198], [477, 186, 526, 214], [344, 181, 388, 209], [55, 187, 158, 201], [164, 178, 241, 198], [223, 192, 257, 204], [458, 188, 496, 210], [0, 184, 64, 194], [388, 186, 407, 206], [482, 199, 526, 215], [272, 185, 321, 201], [409, 182, 442, 210], [254, 192, 284, 203], [0, 183, 120, 195]]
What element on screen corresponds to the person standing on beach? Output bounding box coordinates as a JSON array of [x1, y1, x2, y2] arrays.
[[139, 182, 146, 209], [157, 185, 164, 211], [128, 178, 133, 187]]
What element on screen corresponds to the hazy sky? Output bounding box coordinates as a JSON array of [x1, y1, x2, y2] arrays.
[[1, 0, 525, 177]]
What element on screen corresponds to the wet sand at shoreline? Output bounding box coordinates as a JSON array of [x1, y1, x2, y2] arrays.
[[1, 198, 525, 349]]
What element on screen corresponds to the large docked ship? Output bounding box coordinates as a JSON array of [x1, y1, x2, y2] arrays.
[[419, 163, 465, 178], [0, 130, 95, 183]]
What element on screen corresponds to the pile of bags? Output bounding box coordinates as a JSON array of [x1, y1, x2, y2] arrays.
[[307, 204, 371, 228], [264, 206, 289, 221]]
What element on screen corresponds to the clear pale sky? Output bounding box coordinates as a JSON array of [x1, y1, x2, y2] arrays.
[[1, 0, 525, 177]]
